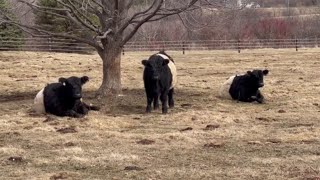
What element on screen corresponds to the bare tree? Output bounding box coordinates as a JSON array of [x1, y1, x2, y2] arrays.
[[1, 0, 202, 97]]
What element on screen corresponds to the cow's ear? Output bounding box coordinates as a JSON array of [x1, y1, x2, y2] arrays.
[[81, 76, 89, 84], [263, 69, 269, 75], [141, 60, 148, 66], [163, 59, 170, 66], [247, 71, 252, 75], [58, 77, 67, 86]]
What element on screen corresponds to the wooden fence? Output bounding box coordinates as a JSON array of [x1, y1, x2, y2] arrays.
[[0, 37, 319, 53]]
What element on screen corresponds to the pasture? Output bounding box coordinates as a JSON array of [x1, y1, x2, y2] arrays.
[[0, 49, 319, 179]]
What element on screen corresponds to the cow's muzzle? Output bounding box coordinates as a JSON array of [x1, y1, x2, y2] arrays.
[[152, 75, 160, 80], [73, 93, 82, 99]]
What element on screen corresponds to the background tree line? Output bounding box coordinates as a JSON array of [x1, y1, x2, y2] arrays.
[[4, 0, 320, 43], [0, 0, 23, 48]]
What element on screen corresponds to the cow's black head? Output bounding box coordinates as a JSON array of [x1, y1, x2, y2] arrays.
[[246, 69, 269, 87], [142, 55, 170, 80], [58, 76, 89, 99]]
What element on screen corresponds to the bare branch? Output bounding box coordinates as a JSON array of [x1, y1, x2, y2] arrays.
[[121, 0, 164, 45], [56, 0, 99, 33], [3, 11, 102, 51], [96, 29, 113, 39], [117, 0, 158, 34], [120, 0, 201, 45]]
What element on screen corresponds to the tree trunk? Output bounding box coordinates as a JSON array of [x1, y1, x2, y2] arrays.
[[97, 45, 122, 97]]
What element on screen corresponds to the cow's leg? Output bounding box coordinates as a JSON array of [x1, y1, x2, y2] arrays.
[[74, 103, 89, 115], [153, 95, 159, 110], [72, 100, 89, 115], [81, 102, 100, 111], [242, 97, 256, 102], [160, 91, 169, 114], [255, 90, 264, 103], [146, 97, 153, 113], [89, 104, 100, 111], [62, 110, 84, 118], [145, 91, 153, 113], [168, 88, 174, 108], [238, 88, 255, 102]]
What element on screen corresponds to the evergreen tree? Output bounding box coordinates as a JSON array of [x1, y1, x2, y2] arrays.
[[34, 0, 98, 51], [35, 0, 100, 36], [0, 0, 23, 49], [35, 0, 73, 34]]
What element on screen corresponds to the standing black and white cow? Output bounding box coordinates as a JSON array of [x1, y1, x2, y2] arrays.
[[219, 69, 269, 103], [33, 76, 99, 118], [142, 51, 177, 114]]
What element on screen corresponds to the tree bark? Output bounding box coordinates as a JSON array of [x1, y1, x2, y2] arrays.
[[97, 44, 122, 97]]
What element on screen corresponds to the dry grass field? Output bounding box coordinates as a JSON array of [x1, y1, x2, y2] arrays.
[[0, 49, 319, 180]]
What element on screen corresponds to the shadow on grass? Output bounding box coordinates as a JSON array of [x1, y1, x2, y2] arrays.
[[97, 88, 213, 116], [0, 87, 213, 116], [0, 90, 39, 103]]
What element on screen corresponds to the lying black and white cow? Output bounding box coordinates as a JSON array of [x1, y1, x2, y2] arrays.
[[33, 76, 99, 118], [142, 51, 177, 114], [219, 69, 269, 103]]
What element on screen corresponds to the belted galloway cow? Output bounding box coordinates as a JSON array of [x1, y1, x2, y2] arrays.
[[142, 51, 177, 114], [219, 69, 269, 103], [33, 76, 99, 118]]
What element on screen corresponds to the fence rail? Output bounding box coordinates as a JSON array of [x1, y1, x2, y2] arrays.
[[0, 37, 319, 53]]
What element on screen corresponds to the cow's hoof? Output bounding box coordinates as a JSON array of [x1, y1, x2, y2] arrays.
[[169, 101, 174, 108], [162, 109, 168, 114], [74, 114, 85, 118], [90, 105, 100, 111], [256, 99, 265, 104]]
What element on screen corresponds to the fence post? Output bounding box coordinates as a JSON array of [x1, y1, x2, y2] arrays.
[[238, 39, 241, 53], [182, 41, 185, 55], [48, 38, 52, 51], [295, 38, 298, 52]]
